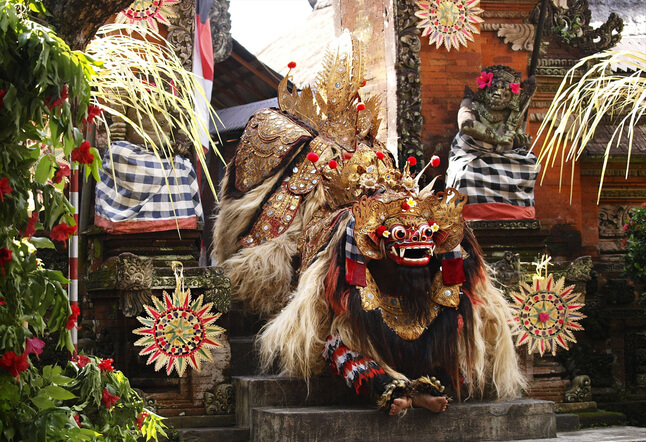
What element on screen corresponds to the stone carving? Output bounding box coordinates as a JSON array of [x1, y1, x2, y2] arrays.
[[445, 65, 539, 215], [134, 388, 158, 413], [202, 267, 232, 313], [598, 205, 632, 238], [566, 256, 593, 283], [491, 251, 521, 287], [115, 252, 154, 317], [167, 0, 195, 71], [495, 24, 535, 52], [469, 219, 542, 230], [564, 375, 592, 402], [203, 383, 234, 415], [210, 0, 232, 63], [395, 0, 425, 172], [529, 0, 623, 55]]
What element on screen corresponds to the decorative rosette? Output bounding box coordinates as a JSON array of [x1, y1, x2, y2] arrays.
[[115, 0, 180, 32], [509, 274, 586, 357], [414, 0, 484, 51]]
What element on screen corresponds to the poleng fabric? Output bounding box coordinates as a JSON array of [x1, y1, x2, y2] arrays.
[[445, 132, 539, 208], [95, 141, 203, 234]]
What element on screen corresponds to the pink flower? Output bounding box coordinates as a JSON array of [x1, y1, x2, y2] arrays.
[[476, 71, 493, 89], [53, 163, 70, 184], [0, 177, 13, 202], [0, 351, 30, 378], [538, 312, 550, 323], [98, 358, 114, 372], [101, 388, 120, 408], [25, 337, 45, 358], [72, 354, 91, 368], [71, 141, 94, 165], [0, 247, 12, 275], [510, 83, 521, 94], [623, 223, 629, 232], [46, 85, 69, 110], [66, 303, 80, 330]]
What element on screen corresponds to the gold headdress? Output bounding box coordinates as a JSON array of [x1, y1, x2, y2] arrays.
[[277, 31, 381, 152]]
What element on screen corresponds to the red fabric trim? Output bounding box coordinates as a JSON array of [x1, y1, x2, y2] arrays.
[[462, 202, 535, 221], [442, 257, 466, 285], [345, 258, 367, 287], [94, 215, 197, 234]]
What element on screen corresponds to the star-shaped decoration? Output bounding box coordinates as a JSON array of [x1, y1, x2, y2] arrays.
[[509, 274, 586, 357], [115, 0, 180, 33], [134, 286, 225, 376], [415, 0, 484, 51]]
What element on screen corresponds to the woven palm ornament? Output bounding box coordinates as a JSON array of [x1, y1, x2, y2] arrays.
[[134, 262, 225, 376], [415, 0, 484, 51], [115, 0, 179, 32]]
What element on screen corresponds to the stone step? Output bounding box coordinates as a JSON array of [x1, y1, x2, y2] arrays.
[[233, 375, 363, 427], [165, 414, 235, 429], [555, 413, 580, 432], [230, 336, 261, 376], [250, 399, 556, 442], [176, 427, 250, 442], [577, 410, 627, 428]]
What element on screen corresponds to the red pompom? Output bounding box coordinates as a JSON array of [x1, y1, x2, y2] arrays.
[[356, 103, 366, 111], [306, 152, 319, 163], [287, 61, 297, 69], [376, 226, 388, 237], [431, 155, 440, 167], [407, 156, 417, 166], [402, 202, 411, 211], [376, 152, 385, 161], [328, 160, 338, 169]]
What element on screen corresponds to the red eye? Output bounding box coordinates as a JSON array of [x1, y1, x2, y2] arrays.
[[391, 226, 406, 240]]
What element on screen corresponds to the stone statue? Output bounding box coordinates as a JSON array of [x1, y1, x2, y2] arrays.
[[445, 65, 539, 220]]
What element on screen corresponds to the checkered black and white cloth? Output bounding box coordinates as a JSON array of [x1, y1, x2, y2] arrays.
[[95, 141, 203, 229], [445, 132, 539, 207]]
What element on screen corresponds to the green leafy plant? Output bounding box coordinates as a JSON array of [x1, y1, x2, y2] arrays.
[[624, 206, 646, 291]]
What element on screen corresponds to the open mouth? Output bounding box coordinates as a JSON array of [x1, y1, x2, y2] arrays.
[[386, 242, 436, 266]]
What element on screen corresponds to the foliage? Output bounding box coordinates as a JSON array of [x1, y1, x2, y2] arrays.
[[531, 50, 646, 203], [0, 356, 166, 442], [0, 1, 164, 440], [624, 206, 646, 291]]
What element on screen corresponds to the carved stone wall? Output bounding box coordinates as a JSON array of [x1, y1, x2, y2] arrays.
[[394, 0, 424, 171]]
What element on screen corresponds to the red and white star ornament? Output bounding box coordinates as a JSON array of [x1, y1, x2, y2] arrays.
[[509, 274, 586, 357], [134, 287, 225, 376], [115, 0, 180, 32], [415, 0, 484, 51]]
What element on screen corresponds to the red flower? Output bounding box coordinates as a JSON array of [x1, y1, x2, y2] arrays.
[[71, 141, 94, 165], [356, 103, 366, 111], [98, 358, 114, 372], [476, 71, 493, 89], [46, 85, 69, 110], [72, 354, 91, 368], [0, 177, 13, 202], [66, 303, 80, 330], [0, 247, 12, 275], [306, 152, 319, 163], [0, 296, 5, 306], [328, 160, 338, 169], [0, 351, 30, 378], [376, 152, 385, 161], [83, 105, 102, 125], [287, 61, 297, 69], [23, 211, 39, 239], [73, 414, 81, 426], [137, 411, 149, 430], [101, 388, 120, 408], [376, 226, 389, 238], [538, 312, 550, 323], [407, 156, 417, 166], [0, 89, 6, 108], [50, 222, 77, 245], [53, 163, 70, 184], [510, 83, 521, 94], [25, 337, 45, 358], [402, 201, 410, 211], [430, 155, 440, 167]]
